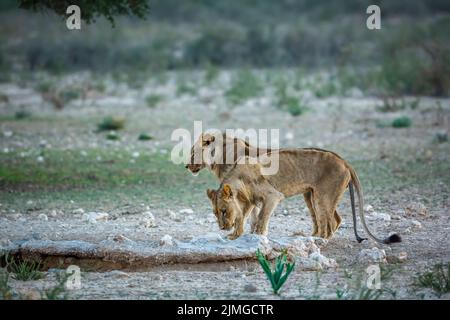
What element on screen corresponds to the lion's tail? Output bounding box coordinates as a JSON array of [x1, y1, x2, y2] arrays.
[[348, 165, 402, 245]]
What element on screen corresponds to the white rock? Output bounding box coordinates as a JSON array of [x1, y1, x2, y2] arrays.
[[37, 213, 48, 221], [358, 247, 387, 264], [141, 211, 156, 228], [411, 220, 422, 229], [80, 151, 87, 157], [398, 251, 408, 262], [27, 200, 33, 205], [0, 239, 12, 247], [369, 212, 391, 222], [82, 212, 109, 223], [405, 202, 428, 217], [285, 132, 294, 140], [168, 209, 178, 220], [132, 152, 140, 158], [72, 208, 85, 215], [243, 283, 257, 293], [109, 270, 130, 278], [49, 210, 63, 217], [112, 234, 132, 242], [36, 156, 44, 163], [9, 213, 22, 220], [3, 131, 13, 137], [364, 205, 374, 213], [309, 252, 337, 269], [179, 208, 194, 214], [160, 234, 174, 246], [295, 256, 323, 271]]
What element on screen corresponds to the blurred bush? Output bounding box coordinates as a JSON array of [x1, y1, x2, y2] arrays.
[[0, 0, 449, 96]]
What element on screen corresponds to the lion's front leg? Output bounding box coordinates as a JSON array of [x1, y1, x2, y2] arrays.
[[227, 216, 244, 240], [255, 193, 283, 236], [250, 206, 260, 233]]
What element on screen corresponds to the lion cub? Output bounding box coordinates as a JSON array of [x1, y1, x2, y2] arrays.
[[206, 159, 284, 240]]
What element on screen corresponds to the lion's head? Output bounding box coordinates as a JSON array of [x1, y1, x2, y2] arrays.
[[185, 133, 217, 175], [206, 184, 242, 231]]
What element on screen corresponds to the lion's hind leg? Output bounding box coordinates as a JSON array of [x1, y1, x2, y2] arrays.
[[312, 177, 349, 239], [303, 191, 319, 236]]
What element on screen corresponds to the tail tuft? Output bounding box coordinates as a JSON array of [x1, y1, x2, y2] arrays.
[[384, 233, 402, 244]]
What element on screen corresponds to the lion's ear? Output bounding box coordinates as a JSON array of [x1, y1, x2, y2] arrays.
[[222, 184, 233, 199], [206, 189, 216, 200], [202, 133, 215, 146]]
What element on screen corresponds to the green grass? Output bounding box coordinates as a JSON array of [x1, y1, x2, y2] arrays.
[[5, 255, 43, 281], [416, 262, 450, 297], [145, 94, 163, 108], [274, 77, 308, 116], [138, 133, 153, 141], [14, 110, 32, 120], [225, 70, 262, 105], [0, 148, 215, 210], [392, 116, 412, 128], [336, 266, 397, 300], [176, 83, 197, 96], [42, 272, 70, 300], [106, 132, 120, 140]]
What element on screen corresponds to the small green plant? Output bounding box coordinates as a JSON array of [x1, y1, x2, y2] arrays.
[[35, 81, 53, 93], [391, 116, 412, 128], [42, 271, 71, 300], [176, 83, 197, 96], [145, 94, 163, 108], [225, 70, 262, 105], [256, 249, 295, 295], [336, 266, 398, 300], [97, 116, 125, 131], [138, 133, 153, 141], [106, 132, 119, 140], [274, 79, 307, 116], [60, 88, 81, 103], [433, 132, 448, 144], [204, 63, 220, 83], [5, 255, 43, 281], [416, 262, 450, 297], [15, 110, 32, 120]]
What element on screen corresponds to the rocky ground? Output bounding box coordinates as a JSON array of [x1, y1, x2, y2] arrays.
[[0, 70, 449, 299]]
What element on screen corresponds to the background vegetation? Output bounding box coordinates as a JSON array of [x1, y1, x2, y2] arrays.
[[0, 0, 449, 96]]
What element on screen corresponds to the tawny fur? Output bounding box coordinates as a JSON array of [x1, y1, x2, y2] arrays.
[[189, 133, 401, 244]]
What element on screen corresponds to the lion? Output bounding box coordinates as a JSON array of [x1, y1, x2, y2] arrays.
[[188, 132, 401, 244]]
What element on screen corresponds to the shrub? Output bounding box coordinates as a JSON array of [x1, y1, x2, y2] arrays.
[[97, 116, 125, 131], [138, 133, 153, 141], [392, 116, 412, 128], [106, 132, 119, 140], [5, 255, 43, 281], [15, 110, 32, 120], [225, 70, 262, 105], [146, 94, 163, 108], [416, 262, 450, 297]]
